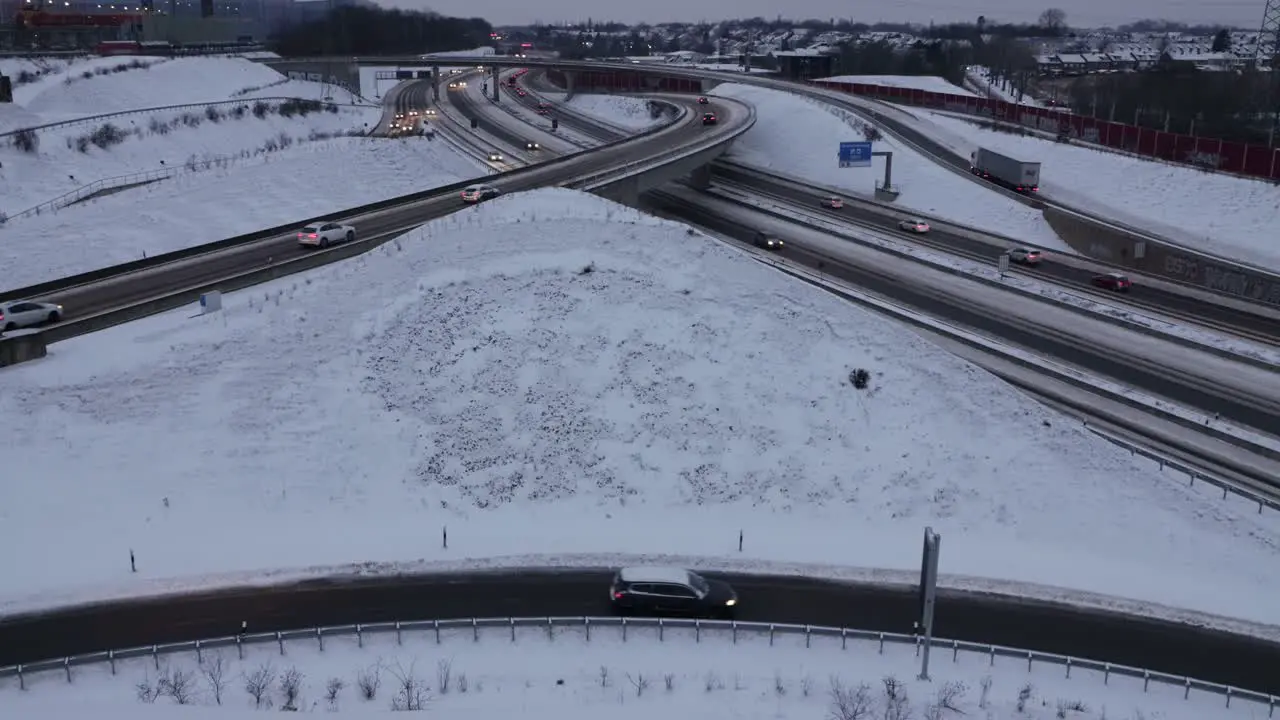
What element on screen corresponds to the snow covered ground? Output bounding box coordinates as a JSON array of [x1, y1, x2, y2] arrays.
[[0, 620, 1256, 720], [423, 46, 495, 58], [918, 111, 1280, 271], [963, 65, 1046, 106], [0, 136, 485, 290], [708, 83, 1068, 250], [535, 91, 667, 130], [1, 55, 378, 221], [3, 189, 1278, 634], [819, 74, 976, 96]]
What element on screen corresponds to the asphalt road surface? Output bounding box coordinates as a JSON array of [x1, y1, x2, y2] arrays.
[[1, 569, 1277, 694]]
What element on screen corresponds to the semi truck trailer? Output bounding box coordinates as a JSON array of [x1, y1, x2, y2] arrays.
[[969, 148, 1040, 194]]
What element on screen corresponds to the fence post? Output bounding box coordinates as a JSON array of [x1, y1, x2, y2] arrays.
[[1142, 671, 1149, 692]]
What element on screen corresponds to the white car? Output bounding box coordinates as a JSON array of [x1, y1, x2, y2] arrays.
[[297, 222, 355, 248], [461, 184, 501, 203], [487, 151, 504, 162], [1008, 248, 1042, 265], [899, 218, 930, 233], [423, 108, 437, 116], [525, 141, 540, 151], [822, 195, 844, 210], [0, 299, 64, 330]]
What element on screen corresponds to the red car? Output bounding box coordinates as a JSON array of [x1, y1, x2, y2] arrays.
[[697, 96, 709, 104], [701, 112, 717, 125], [1092, 272, 1131, 292]]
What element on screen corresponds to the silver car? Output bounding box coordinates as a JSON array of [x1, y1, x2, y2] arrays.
[[1, 299, 64, 330]]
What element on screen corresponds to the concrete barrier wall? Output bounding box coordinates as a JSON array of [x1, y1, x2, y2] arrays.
[[1042, 207, 1280, 306], [263, 61, 362, 98], [0, 332, 48, 368]]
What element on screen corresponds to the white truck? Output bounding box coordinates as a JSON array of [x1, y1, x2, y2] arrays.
[[969, 148, 1040, 194]]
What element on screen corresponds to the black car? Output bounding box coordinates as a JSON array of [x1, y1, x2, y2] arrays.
[[702, 112, 717, 125], [697, 96, 709, 104], [753, 231, 784, 251], [1092, 272, 1131, 292], [609, 566, 738, 619]]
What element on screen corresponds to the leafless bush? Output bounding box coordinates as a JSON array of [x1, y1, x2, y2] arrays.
[[704, 671, 723, 692], [827, 678, 871, 720], [1056, 699, 1089, 718], [862, 124, 883, 141], [230, 104, 247, 119], [279, 666, 304, 710], [157, 665, 196, 705], [883, 676, 911, 720], [136, 675, 162, 703], [10, 128, 38, 153], [627, 673, 650, 697], [734, 673, 745, 691], [457, 673, 468, 693], [252, 100, 271, 118], [179, 112, 202, 128], [204, 104, 224, 122], [801, 675, 814, 697], [389, 661, 429, 711], [279, 98, 323, 118], [774, 671, 787, 696], [435, 659, 452, 694], [935, 681, 966, 713], [147, 116, 171, 135], [882, 676, 903, 701], [663, 673, 674, 691], [77, 122, 126, 151], [978, 676, 993, 709], [244, 662, 277, 708], [200, 652, 228, 705], [357, 662, 383, 700], [1016, 683, 1034, 713], [325, 677, 344, 705], [598, 665, 610, 687]]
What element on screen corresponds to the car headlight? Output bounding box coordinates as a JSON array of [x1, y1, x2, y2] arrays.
[[725, 599, 737, 606]]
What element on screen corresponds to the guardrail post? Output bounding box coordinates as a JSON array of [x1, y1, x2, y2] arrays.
[[62, 657, 71, 683], [546, 617, 553, 641], [195, 639, 203, 664], [357, 624, 363, 648], [152, 645, 160, 670], [1026, 651, 1033, 672], [989, 645, 996, 666], [1143, 670, 1152, 691], [108, 650, 116, 675], [1268, 695, 1275, 717], [1104, 664, 1111, 685], [276, 631, 284, 656], [1225, 687, 1232, 707], [732, 621, 737, 644], [770, 624, 777, 646], [396, 621, 402, 646], [237, 635, 244, 659], [951, 640, 959, 662], [694, 619, 700, 643], [804, 625, 812, 648], [510, 618, 516, 642], [1065, 658, 1071, 678], [473, 618, 480, 642], [1184, 678, 1191, 699], [658, 618, 664, 642], [16, 665, 23, 690], [316, 627, 324, 652], [435, 620, 442, 644]]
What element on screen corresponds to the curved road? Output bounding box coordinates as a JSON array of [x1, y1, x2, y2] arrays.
[[1, 570, 1278, 695]]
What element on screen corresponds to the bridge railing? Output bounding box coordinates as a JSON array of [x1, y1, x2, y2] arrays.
[[0, 615, 1273, 713]]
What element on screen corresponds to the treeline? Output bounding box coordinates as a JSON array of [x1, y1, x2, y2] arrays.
[[833, 35, 1036, 93], [1064, 70, 1274, 144], [271, 7, 492, 56]]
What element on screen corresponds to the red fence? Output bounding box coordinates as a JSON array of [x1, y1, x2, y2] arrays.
[[813, 80, 1280, 182], [546, 69, 702, 94]]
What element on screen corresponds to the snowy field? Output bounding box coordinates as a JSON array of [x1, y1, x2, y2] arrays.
[[964, 65, 1046, 107], [708, 83, 1067, 250], [819, 74, 976, 96], [2, 189, 1278, 633], [0, 137, 485, 290], [536, 91, 667, 130], [1, 55, 378, 218], [0, 621, 1255, 720], [918, 111, 1280, 270]]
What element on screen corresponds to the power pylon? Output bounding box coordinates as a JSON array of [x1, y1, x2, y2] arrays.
[[1259, 0, 1280, 143]]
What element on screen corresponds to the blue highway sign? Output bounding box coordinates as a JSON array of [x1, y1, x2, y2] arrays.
[[839, 141, 872, 168]]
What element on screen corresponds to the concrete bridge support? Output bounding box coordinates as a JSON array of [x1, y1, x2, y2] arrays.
[[689, 164, 713, 190], [490, 66, 501, 100], [594, 175, 640, 205], [563, 71, 577, 101], [432, 67, 440, 101]]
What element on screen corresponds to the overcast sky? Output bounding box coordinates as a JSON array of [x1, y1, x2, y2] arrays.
[[379, 0, 1265, 30]]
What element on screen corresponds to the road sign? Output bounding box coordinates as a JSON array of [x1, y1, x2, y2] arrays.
[[839, 141, 872, 168]]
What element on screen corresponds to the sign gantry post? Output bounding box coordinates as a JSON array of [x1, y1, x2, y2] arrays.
[[917, 526, 942, 681]]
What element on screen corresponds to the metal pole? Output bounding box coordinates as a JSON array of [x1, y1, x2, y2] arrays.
[[918, 527, 941, 681]]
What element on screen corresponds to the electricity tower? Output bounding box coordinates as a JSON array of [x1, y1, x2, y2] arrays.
[[1259, 0, 1280, 143]]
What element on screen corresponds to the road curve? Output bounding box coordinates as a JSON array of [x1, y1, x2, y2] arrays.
[[1, 569, 1277, 695]]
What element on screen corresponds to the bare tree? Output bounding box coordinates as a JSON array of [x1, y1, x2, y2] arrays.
[[279, 666, 304, 710], [935, 681, 966, 713], [244, 662, 277, 709], [978, 676, 993, 709], [1038, 8, 1067, 33], [599, 665, 611, 688], [828, 678, 872, 720], [158, 666, 196, 705], [627, 673, 650, 697], [200, 653, 229, 705], [774, 671, 787, 696], [663, 673, 675, 691], [357, 661, 384, 701], [704, 671, 723, 692], [389, 661, 429, 711], [458, 673, 469, 693], [883, 676, 912, 720], [325, 677, 345, 707], [436, 659, 453, 694], [136, 676, 162, 703]]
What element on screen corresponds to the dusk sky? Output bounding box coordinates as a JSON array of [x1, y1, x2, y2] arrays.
[[378, 0, 1265, 29]]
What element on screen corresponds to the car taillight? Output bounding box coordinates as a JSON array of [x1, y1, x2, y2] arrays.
[[613, 591, 624, 600]]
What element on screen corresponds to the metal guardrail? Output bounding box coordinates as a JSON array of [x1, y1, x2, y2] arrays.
[[0, 616, 1272, 713], [0, 95, 376, 140]]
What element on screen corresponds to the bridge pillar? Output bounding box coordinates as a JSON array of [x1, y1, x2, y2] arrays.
[[491, 66, 500, 101], [689, 164, 712, 190], [564, 71, 577, 101], [593, 175, 639, 205], [432, 67, 440, 101]]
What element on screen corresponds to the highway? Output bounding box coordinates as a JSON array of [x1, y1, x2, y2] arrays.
[[2, 569, 1279, 695], [14, 84, 740, 341]]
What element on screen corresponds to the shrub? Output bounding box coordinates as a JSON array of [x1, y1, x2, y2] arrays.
[[81, 70, 93, 79], [230, 104, 247, 119], [179, 112, 202, 128], [15, 69, 37, 85], [11, 128, 38, 153], [278, 98, 322, 117], [147, 116, 171, 135], [862, 125, 883, 141], [204, 104, 224, 122], [252, 100, 270, 118], [88, 123, 127, 149], [849, 368, 870, 390]]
